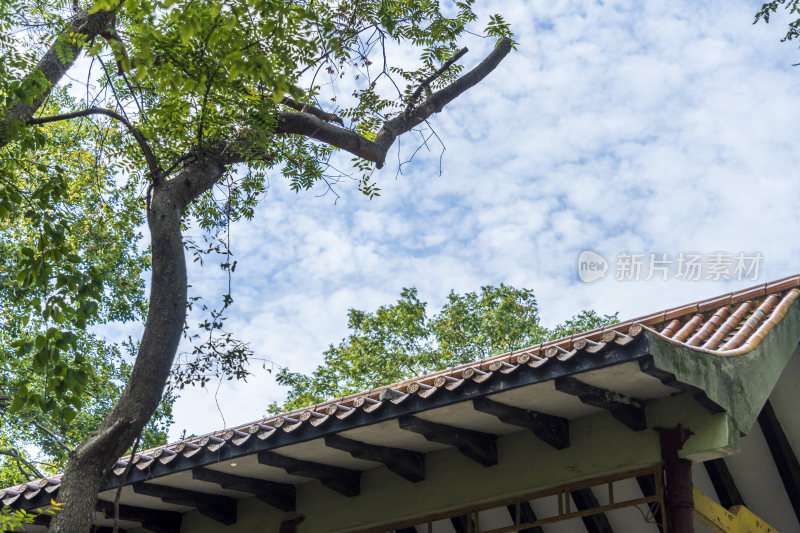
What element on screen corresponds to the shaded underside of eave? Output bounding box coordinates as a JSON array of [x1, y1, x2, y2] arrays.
[[102, 336, 655, 491]]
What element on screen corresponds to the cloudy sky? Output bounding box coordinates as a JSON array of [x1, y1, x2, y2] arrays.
[[144, 0, 800, 438]]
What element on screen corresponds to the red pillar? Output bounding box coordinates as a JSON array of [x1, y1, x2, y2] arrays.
[[656, 425, 694, 533], [279, 516, 305, 533]]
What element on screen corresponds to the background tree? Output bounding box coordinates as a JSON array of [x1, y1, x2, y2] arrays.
[[0, 0, 514, 529], [273, 285, 618, 412]]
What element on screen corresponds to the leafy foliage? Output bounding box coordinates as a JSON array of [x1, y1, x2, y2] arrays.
[[756, 1, 800, 43], [0, 500, 60, 533], [271, 285, 617, 412], [0, 92, 172, 487]]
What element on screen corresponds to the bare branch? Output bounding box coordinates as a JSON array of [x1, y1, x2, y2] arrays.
[[0, 448, 45, 479], [27, 107, 161, 178], [112, 434, 141, 533], [32, 419, 72, 453], [280, 97, 344, 126], [374, 38, 513, 166]]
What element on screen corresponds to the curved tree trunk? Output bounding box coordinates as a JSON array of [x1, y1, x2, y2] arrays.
[[48, 165, 210, 531]]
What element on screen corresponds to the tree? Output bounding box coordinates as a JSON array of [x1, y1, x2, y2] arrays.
[[0, 0, 514, 529], [0, 91, 174, 489], [273, 285, 618, 412]]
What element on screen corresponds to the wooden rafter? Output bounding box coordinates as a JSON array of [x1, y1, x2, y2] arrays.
[[703, 459, 745, 510], [570, 488, 614, 533], [132, 482, 237, 525], [472, 397, 569, 449], [192, 467, 295, 511], [635, 473, 664, 532], [95, 499, 183, 533], [257, 451, 361, 497], [398, 415, 497, 467], [505, 502, 544, 533], [554, 376, 646, 431], [324, 434, 425, 483], [758, 400, 800, 526]]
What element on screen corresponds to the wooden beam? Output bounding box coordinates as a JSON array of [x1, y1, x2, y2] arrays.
[[192, 467, 295, 512], [555, 376, 646, 431], [473, 396, 569, 449], [257, 451, 361, 497], [132, 482, 237, 525], [570, 488, 614, 533], [324, 434, 425, 483], [505, 502, 544, 533], [398, 415, 497, 467], [758, 400, 800, 526], [36, 522, 126, 533], [635, 474, 664, 532], [693, 487, 778, 532], [95, 499, 183, 533], [450, 515, 473, 533], [703, 459, 745, 509]]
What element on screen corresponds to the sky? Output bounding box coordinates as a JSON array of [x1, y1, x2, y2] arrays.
[[112, 0, 800, 439]]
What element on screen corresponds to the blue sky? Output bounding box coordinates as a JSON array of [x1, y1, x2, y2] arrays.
[[145, 0, 800, 437]]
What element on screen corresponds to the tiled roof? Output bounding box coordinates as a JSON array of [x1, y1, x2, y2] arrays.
[[2, 274, 799, 509]]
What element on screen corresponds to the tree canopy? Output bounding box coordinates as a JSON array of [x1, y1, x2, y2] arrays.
[[0, 0, 514, 529], [273, 285, 618, 412]]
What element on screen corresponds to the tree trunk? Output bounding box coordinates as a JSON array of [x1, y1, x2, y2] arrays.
[[48, 178, 192, 531]]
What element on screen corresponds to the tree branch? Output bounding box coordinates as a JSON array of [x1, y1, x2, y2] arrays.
[[374, 38, 513, 165], [224, 37, 512, 169], [32, 419, 72, 454], [27, 107, 161, 178], [0, 448, 45, 479], [0, 8, 117, 148], [405, 47, 469, 113], [113, 434, 140, 533], [280, 97, 344, 126]]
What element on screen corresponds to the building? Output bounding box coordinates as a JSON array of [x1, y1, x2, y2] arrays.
[[3, 275, 800, 532]]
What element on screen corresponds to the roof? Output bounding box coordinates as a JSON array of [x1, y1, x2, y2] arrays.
[[3, 274, 800, 531]]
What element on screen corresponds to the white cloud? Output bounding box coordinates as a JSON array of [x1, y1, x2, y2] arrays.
[[155, 0, 800, 437]]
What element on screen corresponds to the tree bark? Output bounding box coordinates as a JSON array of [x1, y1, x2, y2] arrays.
[[48, 159, 225, 532]]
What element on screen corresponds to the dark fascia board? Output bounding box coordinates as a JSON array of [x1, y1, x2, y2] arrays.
[[22, 336, 653, 510]]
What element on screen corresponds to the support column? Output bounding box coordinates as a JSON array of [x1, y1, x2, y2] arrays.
[[657, 425, 694, 533], [279, 516, 304, 533]]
